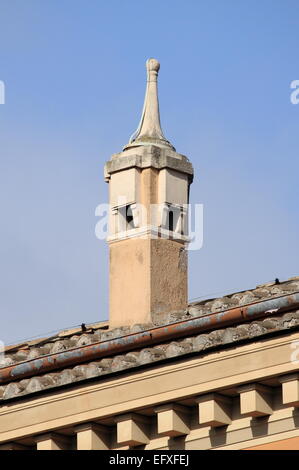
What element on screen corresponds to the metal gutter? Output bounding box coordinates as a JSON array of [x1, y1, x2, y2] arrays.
[[1, 292, 299, 385]]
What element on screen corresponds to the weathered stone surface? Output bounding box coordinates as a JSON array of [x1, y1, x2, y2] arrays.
[[282, 315, 299, 328], [138, 348, 165, 365], [72, 365, 87, 378], [77, 334, 94, 347], [38, 344, 52, 355], [271, 284, 299, 294], [208, 330, 226, 345], [254, 288, 272, 299], [1, 278, 299, 401], [85, 363, 101, 379], [19, 379, 29, 390], [248, 323, 267, 338], [106, 148, 193, 179], [234, 325, 250, 339], [262, 319, 279, 330], [97, 331, 113, 342], [153, 346, 165, 355], [40, 375, 55, 387], [282, 312, 294, 322], [2, 307, 299, 401], [222, 328, 235, 344], [4, 277, 299, 370], [109, 327, 131, 339], [137, 349, 155, 365], [188, 306, 203, 317], [1, 356, 14, 366], [92, 331, 104, 341], [177, 338, 193, 353], [56, 369, 75, 385], [27, 348, 43, 360], [168, 311, 188, 323], [3, 382, 22, 399], [111, 356, 131, 372], [192, 334, 210, 351], [165, 342, 186, 358], [133, 324, 155, 334], [50, 341, 67, 354], [211, 299, 230, 312], [99, 358, 113, 370], [238, 293, 257, 306], [125, 352, 139, 363], [11, 350, 29, 362], [25, 377, 43, 394]]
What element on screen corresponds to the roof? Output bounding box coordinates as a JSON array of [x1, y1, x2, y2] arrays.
[[1, 276, 299, 402]]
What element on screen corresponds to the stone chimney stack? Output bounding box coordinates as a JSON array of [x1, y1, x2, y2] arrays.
[[104, 59, 194, 328]]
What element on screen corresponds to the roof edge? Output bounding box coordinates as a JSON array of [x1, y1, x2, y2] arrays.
[[1, 291, 299, 386]]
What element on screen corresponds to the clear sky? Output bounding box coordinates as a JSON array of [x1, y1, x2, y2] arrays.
[[0, 0, 298, 345]]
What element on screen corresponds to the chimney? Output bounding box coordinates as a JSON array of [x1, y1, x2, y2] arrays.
[[104, 59, 194, 327]]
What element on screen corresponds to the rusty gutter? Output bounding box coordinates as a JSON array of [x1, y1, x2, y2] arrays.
[[1, 292, 299, 385]]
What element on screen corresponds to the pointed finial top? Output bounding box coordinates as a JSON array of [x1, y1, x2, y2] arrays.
[[146, 57, 160, 74], [124, 58, 175, 151]]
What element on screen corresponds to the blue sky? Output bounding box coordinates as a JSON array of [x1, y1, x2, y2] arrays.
[[0, 0, 298, 344]]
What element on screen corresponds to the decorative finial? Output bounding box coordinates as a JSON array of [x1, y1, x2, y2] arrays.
[[124, 58, 175, 150], [147, 57, 160, 74]]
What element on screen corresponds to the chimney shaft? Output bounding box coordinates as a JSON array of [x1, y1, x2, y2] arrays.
[[104, 59, 194, 327]]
